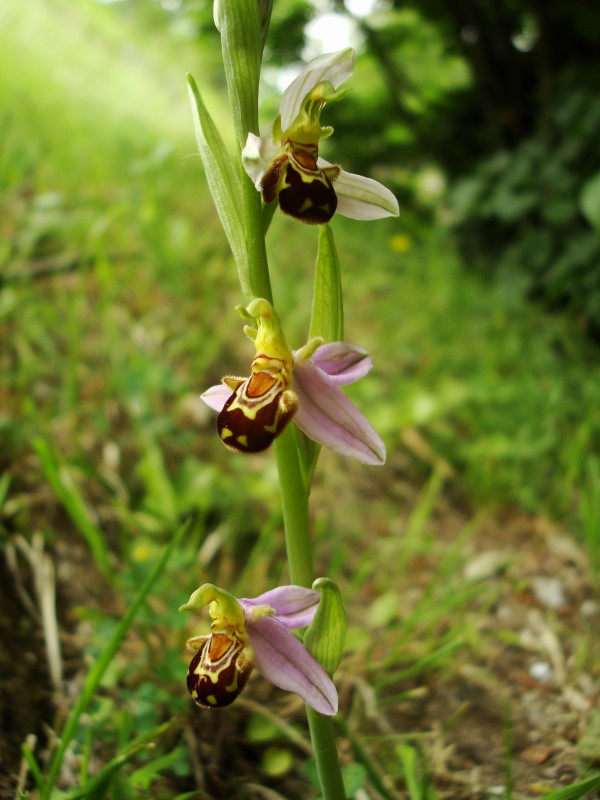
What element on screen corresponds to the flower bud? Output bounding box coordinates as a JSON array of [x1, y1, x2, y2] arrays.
[[303, 578, 346, 677]]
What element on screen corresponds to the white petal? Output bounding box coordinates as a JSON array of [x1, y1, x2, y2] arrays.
[[279, 49, 355, 132], [319, 161, 400, 220], [242, 132, 280, 190]]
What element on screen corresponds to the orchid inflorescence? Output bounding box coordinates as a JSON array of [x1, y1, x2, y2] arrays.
[[182, 12, 398, 765]]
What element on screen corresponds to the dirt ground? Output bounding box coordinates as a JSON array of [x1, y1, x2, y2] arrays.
[[1, 477, 598, 799]]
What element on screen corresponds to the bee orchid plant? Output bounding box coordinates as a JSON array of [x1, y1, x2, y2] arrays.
[[183, 2, 399, 797]]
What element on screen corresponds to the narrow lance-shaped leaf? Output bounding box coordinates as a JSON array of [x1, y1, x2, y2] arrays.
[[216, 0, 262, 146], [33, 438, 112, 578], [212, 4, 273, 302], [186, 75, 248, 282], [258, 0, 273, 54]]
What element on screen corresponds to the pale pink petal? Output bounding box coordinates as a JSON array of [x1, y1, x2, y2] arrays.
[[248, 616, 338, 715], [310, 342, 372, 386], [201, 384, 231, 412], [293, 361, 386, 465], [240, 586, 320, 629]]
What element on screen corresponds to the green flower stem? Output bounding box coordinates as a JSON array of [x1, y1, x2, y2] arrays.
[[275, 430, 346, 800], [241, 170, 272, 303], [307, 708, 347, 800], [274, 427, 312, 588]]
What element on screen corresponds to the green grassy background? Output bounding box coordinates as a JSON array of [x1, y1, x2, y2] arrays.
[[1, 0, 599, 798]]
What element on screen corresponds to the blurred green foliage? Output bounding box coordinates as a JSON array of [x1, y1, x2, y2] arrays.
[[451, 82, 600, 324], [265, 0, 600, 324], [1, 0, 599, 797]]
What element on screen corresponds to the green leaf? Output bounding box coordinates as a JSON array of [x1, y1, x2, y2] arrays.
[[62, 721, 175, 799], [304, 577, 346, 676], [261, 746, 293, 777], [186, 74, 248, 277], [397, 744, 440, 800], [216, 0, 262, 146], [580, 171, 600, 231], [21, 742, 46, 794], [137, 437, 178, 524], [246, 713, 280, 743], [310, 224, 344, 342], [129, 744, 186, 790], [342, 762, 368, 796]]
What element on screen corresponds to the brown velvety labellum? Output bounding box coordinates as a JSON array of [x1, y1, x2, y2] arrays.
[[261, 154, 287, 204], [278, 156, 338, 225], [217, 372, 298, 454], [187, 632, 253, 709]]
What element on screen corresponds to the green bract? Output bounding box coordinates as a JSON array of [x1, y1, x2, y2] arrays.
[[304, 578, 347, 677]]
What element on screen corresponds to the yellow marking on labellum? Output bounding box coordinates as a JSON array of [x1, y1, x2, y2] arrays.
[[186, 632, 254, 710]]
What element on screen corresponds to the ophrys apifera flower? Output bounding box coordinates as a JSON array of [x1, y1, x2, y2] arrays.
[[180, 583, 338, 715], [242, 49, 399, 224], [201, 299, 386, 465]]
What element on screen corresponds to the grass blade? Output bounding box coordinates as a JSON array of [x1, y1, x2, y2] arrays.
[[20, 741, 46, 794], [41, 518, 190, 799], [33, 438, 112, 578], [539, 775, 600, 800], [62, 721, 175, 799]]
